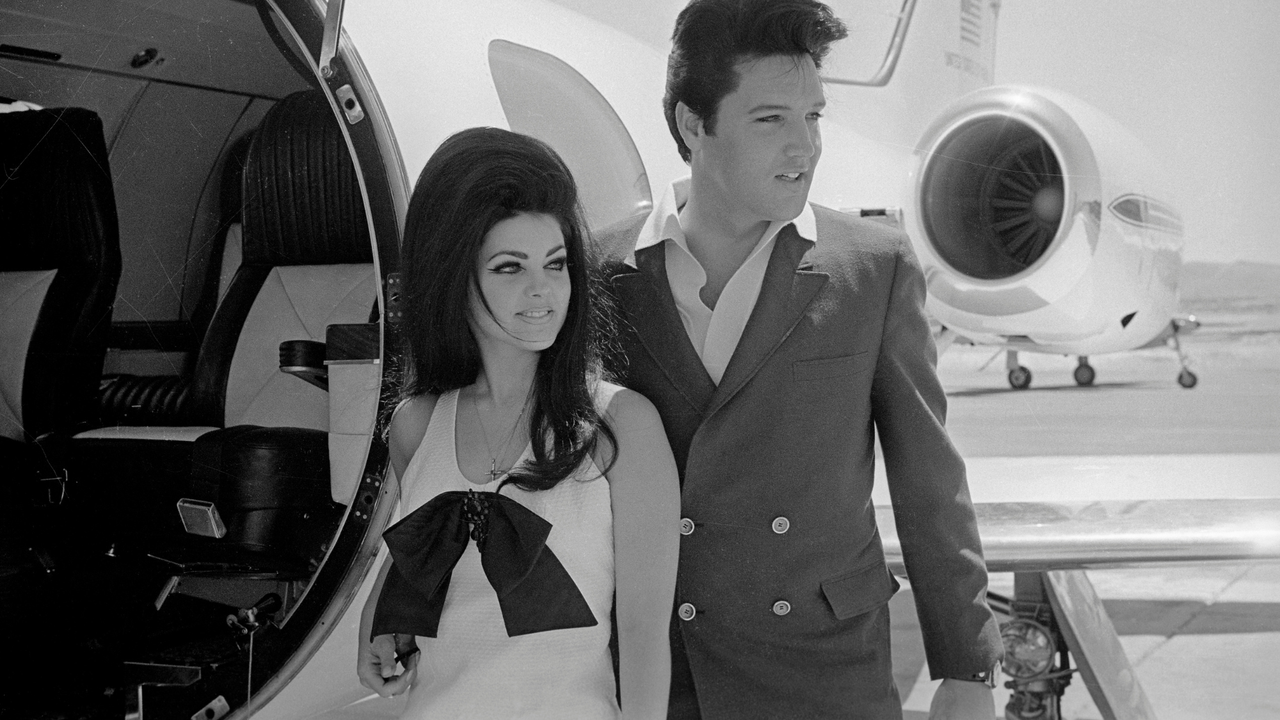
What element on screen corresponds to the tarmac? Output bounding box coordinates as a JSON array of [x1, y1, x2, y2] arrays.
[[889, 300, 1280, 719]]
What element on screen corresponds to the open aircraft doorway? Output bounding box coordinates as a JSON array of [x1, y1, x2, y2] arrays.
[[0, 0, 405, 716]]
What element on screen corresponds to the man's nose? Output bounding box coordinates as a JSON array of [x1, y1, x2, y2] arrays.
[[787, 122, 817, 158]]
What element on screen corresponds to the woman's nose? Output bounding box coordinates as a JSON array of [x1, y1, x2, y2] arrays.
[[526, 272, 548, 297]]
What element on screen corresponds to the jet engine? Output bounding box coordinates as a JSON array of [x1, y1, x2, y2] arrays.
[[908, 86, 1184, 357]]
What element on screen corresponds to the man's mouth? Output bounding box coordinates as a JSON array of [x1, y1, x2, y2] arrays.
[[777, 172, 804, 182]]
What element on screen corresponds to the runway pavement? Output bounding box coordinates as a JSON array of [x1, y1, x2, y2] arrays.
[[887, 303, 1280, 718]]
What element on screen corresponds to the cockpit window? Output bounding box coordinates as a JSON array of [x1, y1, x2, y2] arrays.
[[1109, 194, 1185, 235]]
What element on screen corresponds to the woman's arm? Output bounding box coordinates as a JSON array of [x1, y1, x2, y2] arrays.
[[602, 387, 680, 720], [354, 395, 436, 696], [356, 554, 416, 697]]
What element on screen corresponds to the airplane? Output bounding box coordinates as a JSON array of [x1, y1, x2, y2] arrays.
[[813, 0, 1201, 392], [0, 1, 1271, 719]]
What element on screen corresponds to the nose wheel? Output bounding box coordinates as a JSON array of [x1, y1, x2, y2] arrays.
[[1169, 318, 1198, 389], [1006, 350, 1032, 390], [1073, 357, 1095, 386]]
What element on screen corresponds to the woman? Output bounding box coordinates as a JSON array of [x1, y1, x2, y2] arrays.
[[356, 127, 679, 719]]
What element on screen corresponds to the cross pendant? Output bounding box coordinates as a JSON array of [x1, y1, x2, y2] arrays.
[[487, 458, 501, 482]]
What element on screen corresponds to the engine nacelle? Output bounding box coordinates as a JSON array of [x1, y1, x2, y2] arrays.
[[908, 86, 1184, 355]]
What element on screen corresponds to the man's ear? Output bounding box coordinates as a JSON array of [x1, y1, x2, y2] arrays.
[[675, 102, 705, 154]]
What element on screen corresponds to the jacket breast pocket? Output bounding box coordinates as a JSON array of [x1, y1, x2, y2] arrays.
[[821, 561, 900, 620], [792, 352, 871, 383]]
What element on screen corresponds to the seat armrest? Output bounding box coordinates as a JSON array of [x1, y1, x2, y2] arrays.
[[279, 339, 328, 391], [325, 323, 379, 363]]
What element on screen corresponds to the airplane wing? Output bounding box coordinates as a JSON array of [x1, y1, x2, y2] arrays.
[[878, 498, 1280, 574], [875, 454, 1279, 719], [874, 453, 1280, 572]]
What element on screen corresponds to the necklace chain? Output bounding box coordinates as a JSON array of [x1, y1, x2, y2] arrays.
[[472, 389, 531, 482]]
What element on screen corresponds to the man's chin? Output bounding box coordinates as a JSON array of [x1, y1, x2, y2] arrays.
[[760, 194, 810, 223]]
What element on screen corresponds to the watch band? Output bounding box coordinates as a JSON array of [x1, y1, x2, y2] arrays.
[[965, 665, 999, 689]]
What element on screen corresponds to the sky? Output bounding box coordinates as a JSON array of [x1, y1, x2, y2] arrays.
[[994, 1, 1280, 265]]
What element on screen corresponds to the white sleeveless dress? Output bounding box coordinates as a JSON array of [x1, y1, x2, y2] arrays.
[[397, 388, 620, 720]]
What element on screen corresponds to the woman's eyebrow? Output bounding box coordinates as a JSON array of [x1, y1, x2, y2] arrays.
[[487, 244, 566, 262]]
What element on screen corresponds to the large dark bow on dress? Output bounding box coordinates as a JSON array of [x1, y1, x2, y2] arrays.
[[370, 489, 598, 640]]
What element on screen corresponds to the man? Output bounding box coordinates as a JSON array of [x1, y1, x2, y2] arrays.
[[598, 1, 1003, 718]]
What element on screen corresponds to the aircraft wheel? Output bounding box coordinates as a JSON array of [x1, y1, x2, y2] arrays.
[[1178, 369, 1198, 388], [1008, 366, 1032, 390], [1073, 363, 1096, 386]]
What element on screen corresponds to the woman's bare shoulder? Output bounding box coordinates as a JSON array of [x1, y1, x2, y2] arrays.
[[598, 381, 661, 430], [594, 381, 666, 477], [388, 394, 439, 477]]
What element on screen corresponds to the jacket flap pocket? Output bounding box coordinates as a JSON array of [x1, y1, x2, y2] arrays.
[[821, 562, 900, 620], [793, 352, 869, 383]]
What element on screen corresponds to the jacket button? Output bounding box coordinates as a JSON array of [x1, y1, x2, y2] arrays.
[[772, 600, 791, 616], [678, 603, 697, 621], [771, 517, 790, 534], [680, 518, 695, 535]]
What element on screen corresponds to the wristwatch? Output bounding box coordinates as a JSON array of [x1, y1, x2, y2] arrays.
[[963, 664, 1000, 689]]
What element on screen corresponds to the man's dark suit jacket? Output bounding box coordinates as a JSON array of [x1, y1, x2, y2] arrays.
[[598, 205, 1002, 719]]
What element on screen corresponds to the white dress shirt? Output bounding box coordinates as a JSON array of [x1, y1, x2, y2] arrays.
[[630, 177, 817, 385]]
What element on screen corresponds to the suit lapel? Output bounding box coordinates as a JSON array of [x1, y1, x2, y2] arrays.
[[612, 244, 717, 412], [709, 225, 828, 415]]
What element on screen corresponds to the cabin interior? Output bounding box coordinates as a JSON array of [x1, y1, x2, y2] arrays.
[[0, 1, 383, 716]]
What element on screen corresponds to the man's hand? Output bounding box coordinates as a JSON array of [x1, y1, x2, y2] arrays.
[[357, 633, 419, 698], [928, 678, 995, 719]]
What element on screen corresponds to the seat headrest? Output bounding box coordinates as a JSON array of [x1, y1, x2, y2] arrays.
[[241, 91, 372, 267], [0, 107, 120, 272]]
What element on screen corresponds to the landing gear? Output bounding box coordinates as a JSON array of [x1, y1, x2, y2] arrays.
[[991, 571, 1157, 720], [1006, 350, 1032, 390], [1169, 318, 1198, 389], [1072, 357, 1095, 386], [992, 575, 1073, 720]]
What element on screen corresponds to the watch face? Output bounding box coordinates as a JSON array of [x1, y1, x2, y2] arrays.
[[963, 667, 998, 688]]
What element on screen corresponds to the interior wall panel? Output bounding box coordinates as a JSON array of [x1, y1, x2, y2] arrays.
[[109, 83, 249, 324]]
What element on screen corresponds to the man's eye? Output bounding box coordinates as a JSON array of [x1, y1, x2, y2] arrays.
[[757, 115, 782, 123], [807, 112, 823, 121]]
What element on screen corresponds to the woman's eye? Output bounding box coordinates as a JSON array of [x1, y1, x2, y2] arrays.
[[490, 262, 522, 274], [546, 258, 567, 271]]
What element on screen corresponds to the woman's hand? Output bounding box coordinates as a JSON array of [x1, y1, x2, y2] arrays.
[[357, 633, 419, 698]]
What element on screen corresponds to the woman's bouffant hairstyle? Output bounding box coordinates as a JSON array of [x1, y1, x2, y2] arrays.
[[399, 127, 615, 491], [664, 0, 848, 162]]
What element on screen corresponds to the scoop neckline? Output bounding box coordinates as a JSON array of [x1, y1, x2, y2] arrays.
[[451, 388, 532, 488]]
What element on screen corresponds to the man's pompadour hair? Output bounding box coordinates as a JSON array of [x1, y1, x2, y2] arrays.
[[663, 0, 849, 162]]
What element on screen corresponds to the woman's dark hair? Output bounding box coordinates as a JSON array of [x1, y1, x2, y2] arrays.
[[399, 126, 615, 491], [664, 0, 848, 162]]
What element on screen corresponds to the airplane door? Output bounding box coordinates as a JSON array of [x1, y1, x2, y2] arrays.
[[488, 39, 653, 230]]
